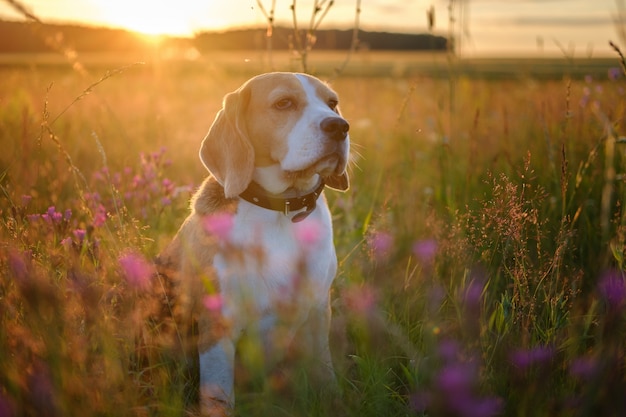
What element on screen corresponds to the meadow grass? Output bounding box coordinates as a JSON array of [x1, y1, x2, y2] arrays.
[[1, 54, 626, 416]]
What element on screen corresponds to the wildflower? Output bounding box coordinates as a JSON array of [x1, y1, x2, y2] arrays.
[[608, 67, 622, 81], [93, 204, 107, 227], [60, 236, 72, 249], [119, 252, 154, 290], [413, 238, 438, 264], [342, 284, 378, 315], [435, 361, 503, 417], [438, 339, 461, 363], [569, 355, 598, 380], [203, 294, 223, 312], [509, 345, 555, 370], [368, 230, 393, 260], [26, 214, 41, 222], [8, 249, 30, 282], [21, 194, 32, 206], [597, 269, 626, 311], [73, 229, 86, 241], [463, 278, 485, 314], [202, 212, 234, 240], [436, 362, 475, 394], [294, 219, 322, 248]]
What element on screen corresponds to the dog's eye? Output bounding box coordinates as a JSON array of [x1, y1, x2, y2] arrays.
[[328, 99, 338, 110], [274, 98, 294, 110]]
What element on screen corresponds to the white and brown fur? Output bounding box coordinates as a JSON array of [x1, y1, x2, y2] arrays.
[[157, 72, 349, 415]]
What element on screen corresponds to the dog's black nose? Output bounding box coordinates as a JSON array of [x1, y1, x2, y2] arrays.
[[320, 117, 349, 141]]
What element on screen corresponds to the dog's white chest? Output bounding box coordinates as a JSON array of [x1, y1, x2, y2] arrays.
[[213, 200, 337, 335]]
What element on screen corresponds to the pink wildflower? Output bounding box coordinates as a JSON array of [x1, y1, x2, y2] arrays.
[[343, 284, 378, 315], [294, 219, 322, 248], [119, 252, 154, 290], [21, 194, 32, 206], [369, 230, 393, 260], [203, 213, 234, 240], [598, 269, 626, 311], [413, 239, 438, 264], [203, 294, 223, 312], [73, 229, 86, 241]]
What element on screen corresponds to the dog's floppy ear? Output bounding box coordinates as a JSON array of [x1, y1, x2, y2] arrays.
[[200, 86, 254, 198], [325, 172, 349, 191]]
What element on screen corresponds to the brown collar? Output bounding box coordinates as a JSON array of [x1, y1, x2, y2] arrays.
[[239, 179, 326, 223]]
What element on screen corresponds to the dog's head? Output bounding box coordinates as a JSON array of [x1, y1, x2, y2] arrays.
[[200, 72, 350, 198]]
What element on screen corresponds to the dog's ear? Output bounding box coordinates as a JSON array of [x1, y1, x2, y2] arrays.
[[325, 172, 349, 191], [200, 86, 254, 198]]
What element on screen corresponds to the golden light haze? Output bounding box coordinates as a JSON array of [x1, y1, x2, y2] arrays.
[[0, 0, 619, 56]]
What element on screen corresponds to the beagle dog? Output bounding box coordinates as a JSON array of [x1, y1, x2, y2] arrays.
[[157, 72, 349, 415]]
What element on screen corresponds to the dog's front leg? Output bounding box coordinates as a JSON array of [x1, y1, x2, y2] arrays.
[[296, 299, 337, 386], [199, 338, 235, 416]]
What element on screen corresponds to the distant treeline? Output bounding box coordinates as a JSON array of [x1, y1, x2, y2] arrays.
[[194, 27, 448, 52], [0, 20, 448, 53]]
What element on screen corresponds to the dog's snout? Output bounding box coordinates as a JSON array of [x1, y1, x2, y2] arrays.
[[320, 117, 349, 141]]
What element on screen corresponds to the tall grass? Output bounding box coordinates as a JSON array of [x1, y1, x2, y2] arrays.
[[1, 54, 626, 416]]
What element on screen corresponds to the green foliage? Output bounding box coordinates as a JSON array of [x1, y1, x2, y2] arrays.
[[1, 56, 626, 416]]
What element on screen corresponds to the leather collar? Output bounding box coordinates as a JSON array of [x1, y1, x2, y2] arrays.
[[239, 179, 326, 223]]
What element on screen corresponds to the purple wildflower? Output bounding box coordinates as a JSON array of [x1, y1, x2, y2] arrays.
[[343, 284, 378, 315], [569, 355, 598, 380], [369, 230, 393, 260], [203, 213, 234, 240], [26, 214, 40, 222], [93, 204, 107, 227], [21, 194, 32, 206], [509, 345, 555, 370], [294, 219, 323, 249], [119, 252, 154, 290], [436, 362, 475, 394], [8, 249, 30, 282], [609, 67, 622, 81], [203, 294, 223, 312], [597, 269, 626, 310], [73, 229, 86, 241], [413, 239, 438, 264], [438, 339, 461, 363]]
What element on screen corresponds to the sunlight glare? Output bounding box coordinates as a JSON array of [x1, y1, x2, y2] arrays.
[[97, 0, 197, 36]]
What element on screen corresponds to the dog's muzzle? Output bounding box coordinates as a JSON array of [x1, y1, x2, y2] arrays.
[[321, 116, 349, 142]]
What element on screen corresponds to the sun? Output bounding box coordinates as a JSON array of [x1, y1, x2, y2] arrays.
[[97, 1, 198, 37]]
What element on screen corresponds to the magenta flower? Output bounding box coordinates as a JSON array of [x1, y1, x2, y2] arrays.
[[597, 269, 626, 310], [8, 249, 30, 282], [294, 219, 322, 248], [21, 194, 32, 206], [369, 230, 393, 260], [73, 229, 86, 241], [569, 355, 598, 380], [413, 239, 438, 264], [203, 294, 223, 312], [509, 345, 555, 370], [93, 204, 107, 228], [343, 284, 378, 315], [119, 252, 154, 290], [436, 363, 475, 394], [202, 212, 234, 240]]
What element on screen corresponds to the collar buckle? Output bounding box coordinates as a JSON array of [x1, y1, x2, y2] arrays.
[[239, 179, 326, 223]]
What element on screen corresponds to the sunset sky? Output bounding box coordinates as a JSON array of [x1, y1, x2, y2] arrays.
[[0, 0, 620, 56]]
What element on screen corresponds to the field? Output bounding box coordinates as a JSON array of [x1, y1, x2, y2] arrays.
[[1, 50, 626, 416]]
